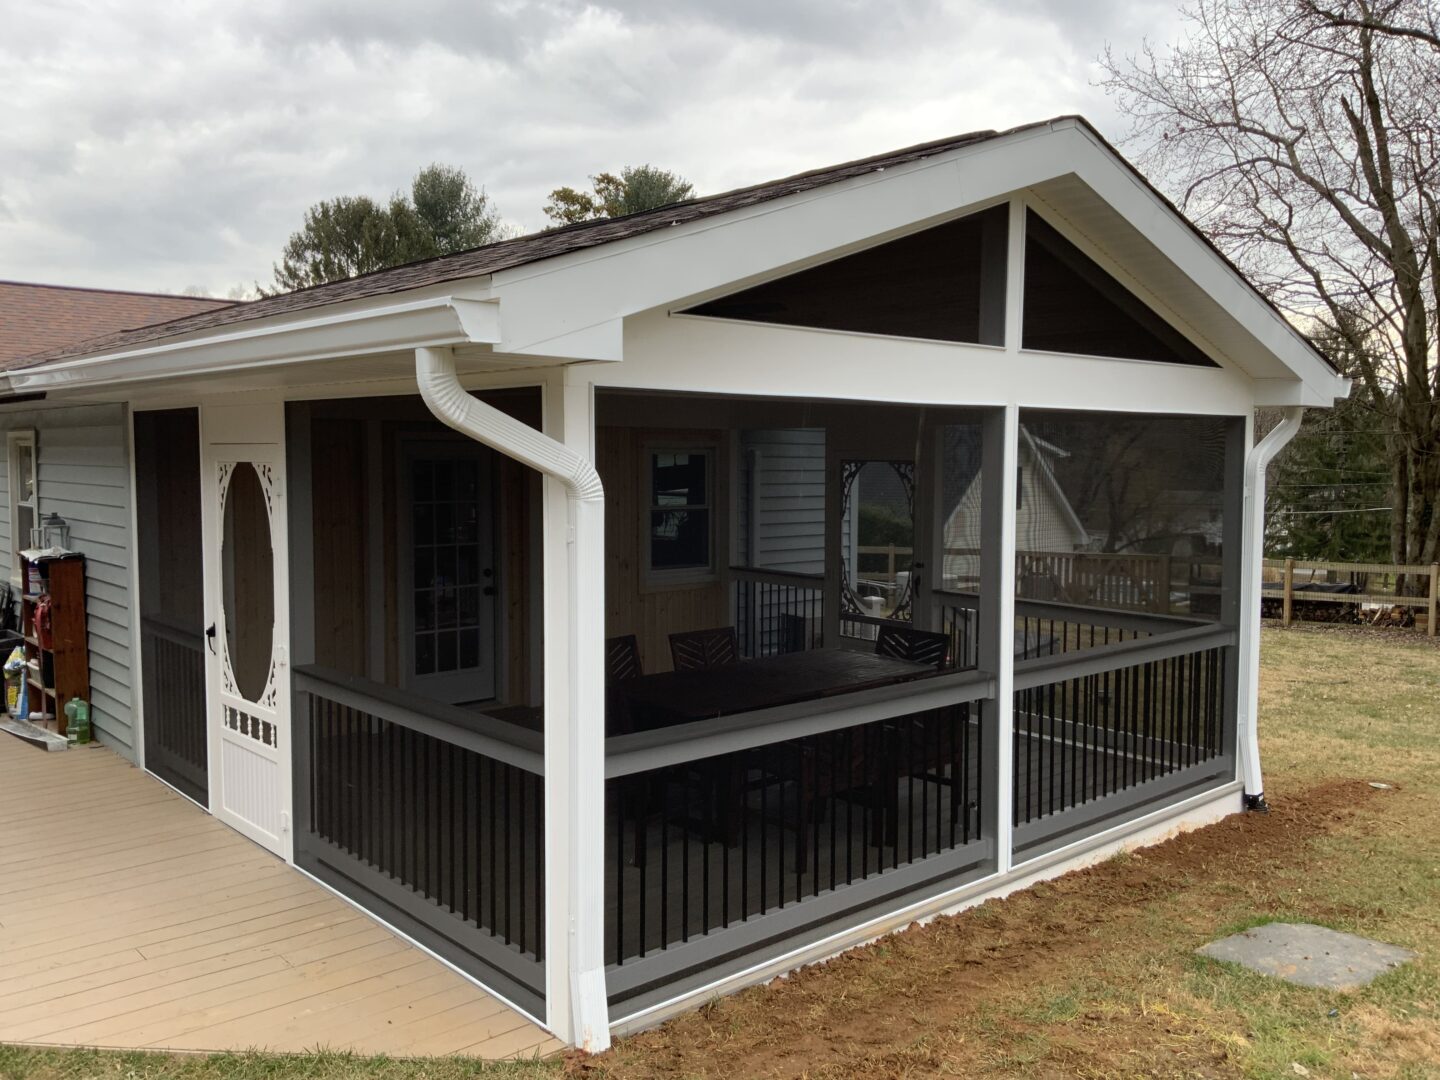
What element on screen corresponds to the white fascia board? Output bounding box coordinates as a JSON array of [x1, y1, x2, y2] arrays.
[[489, 125, 1069, 359], [489, 118, 1346, 401], [1252, 377, 1353, 407], [1059, 122, 1350, 404], [9, 294, 501, 394], [612, 308, 1258, 415]]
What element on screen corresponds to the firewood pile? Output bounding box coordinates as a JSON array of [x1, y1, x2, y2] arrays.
[[1365, 604, 1416, 628]]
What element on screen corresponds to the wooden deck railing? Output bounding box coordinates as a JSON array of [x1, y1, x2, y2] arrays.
[[1263, 557, 1439, 635]]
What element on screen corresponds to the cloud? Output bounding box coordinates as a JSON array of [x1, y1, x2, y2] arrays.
[[0, 0, 1186, 295]]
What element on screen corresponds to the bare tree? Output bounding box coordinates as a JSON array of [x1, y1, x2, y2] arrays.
[[1102, 0, 1440, 573]]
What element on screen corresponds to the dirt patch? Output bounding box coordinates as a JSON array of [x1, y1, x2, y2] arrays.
[[576, 780, 1387, 1079]]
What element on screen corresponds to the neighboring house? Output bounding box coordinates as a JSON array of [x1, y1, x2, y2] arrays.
[[0, 282, 232, 755], [942, 427, 1090, 589], [0, 117, 1347, 1053]]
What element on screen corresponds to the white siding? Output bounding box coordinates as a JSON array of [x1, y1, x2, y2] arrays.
[[739, 428, 825, 574], [0, 404, 135, 760]]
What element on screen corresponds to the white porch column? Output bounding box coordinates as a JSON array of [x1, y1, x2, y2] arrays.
[[540, 370, 611, 1050], [414, 350, 609, 1049], [978, 404, 1020, 873]]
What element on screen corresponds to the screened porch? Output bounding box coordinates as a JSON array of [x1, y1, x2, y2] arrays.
[[280, 385, 1241, 1018]]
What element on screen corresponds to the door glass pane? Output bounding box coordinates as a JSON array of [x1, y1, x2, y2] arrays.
[[222, 462, 275, 703], [411, 455, 487, 679], [840, 460, 916, 627]]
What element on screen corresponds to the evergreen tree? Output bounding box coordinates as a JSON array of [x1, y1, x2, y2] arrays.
[[542, 165, 695, 225], [271, 164, 505, 292]]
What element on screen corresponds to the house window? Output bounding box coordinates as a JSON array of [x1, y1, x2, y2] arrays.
[[7, 431, 37, 584], [647, 449, 713, 580]]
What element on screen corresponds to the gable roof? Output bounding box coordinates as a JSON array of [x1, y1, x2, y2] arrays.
[[13, 125, 1022, 368], [9, 116, 1341, 389], [0, 281, 233, 371]]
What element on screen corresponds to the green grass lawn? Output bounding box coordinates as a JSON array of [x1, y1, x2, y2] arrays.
[[4, 625, 1438, 1079]]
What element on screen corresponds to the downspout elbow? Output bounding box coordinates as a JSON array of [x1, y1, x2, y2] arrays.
[[415, 345, 603, 504]]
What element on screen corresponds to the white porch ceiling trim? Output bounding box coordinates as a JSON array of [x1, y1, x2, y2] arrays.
[[6, 295, 502, 394]]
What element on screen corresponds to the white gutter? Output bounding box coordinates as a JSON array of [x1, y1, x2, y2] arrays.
[[414, 345, 610, 1052], [10, 295, 502, 394], [1236, 406, 1304, 810]]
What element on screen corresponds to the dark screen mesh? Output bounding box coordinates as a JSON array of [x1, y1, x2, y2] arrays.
[[1022, 211, 1217, 368], [685, 206, 1007, 345], [1015, 410, 1232, 619]]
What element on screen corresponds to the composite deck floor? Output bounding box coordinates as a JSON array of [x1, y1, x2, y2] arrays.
[[0, 735, 560, 1060]]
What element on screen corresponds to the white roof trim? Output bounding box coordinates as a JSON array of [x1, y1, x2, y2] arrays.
[[8, 296, 501, 393], [5, 119, 1349, 405]]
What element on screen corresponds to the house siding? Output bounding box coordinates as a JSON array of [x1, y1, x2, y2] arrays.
[[0, 404, 135, 760], [739, 428, 826, 574]]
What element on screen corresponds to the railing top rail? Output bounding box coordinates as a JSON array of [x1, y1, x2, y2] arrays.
[[605, 666, 995, 779], [1012, 595, 1212, 633], [933, 590, 1212, 634], [140, 614, 205, 648], [729, 565, 824, 587], [1263, 557, 1438, 575], [1013, 623, 1235, 691], [294, 665, 545, 776]]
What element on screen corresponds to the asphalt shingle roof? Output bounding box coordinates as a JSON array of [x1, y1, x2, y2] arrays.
[[0, 281, 232, 370], [17, 125, 1010, 367]]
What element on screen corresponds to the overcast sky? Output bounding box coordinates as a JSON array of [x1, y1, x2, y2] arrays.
[[0, 1, 1186, 297]]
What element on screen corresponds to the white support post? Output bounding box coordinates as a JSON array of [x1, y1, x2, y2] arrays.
[[414, 348, 609, 1049], [979, 404, 1020, 873], [540, 370, 612, 1050]]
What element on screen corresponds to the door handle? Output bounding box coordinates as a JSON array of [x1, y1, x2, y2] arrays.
[[205, 623, 217, 654]]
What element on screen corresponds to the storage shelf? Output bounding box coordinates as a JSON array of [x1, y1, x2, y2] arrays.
[[17, 553, 89, 739]]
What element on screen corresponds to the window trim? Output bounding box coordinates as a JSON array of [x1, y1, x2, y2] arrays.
[[7, 429, 37, 586], [642, 443, 717, 587]]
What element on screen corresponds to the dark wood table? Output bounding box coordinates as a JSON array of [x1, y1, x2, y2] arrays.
[[610, 649, 937, 733]]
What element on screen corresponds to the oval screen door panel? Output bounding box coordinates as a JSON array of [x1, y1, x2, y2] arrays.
[[222, 461, 276, 704]]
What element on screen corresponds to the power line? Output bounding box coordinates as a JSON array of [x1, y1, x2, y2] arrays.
[[1273, 506, 1393, 515]]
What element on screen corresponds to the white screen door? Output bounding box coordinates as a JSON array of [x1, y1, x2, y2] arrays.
[[202, 402, 291, 859]]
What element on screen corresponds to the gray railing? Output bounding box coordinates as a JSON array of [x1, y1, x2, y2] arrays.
[[140, 616, 208, 803], [293, 666, 546, 1018], [732, 567, 824, 657], [1010, 624, 1236, 859], [603, 665, 995, 1010]]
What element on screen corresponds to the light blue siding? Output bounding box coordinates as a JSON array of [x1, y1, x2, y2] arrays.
[[0, 404, 135, 760]]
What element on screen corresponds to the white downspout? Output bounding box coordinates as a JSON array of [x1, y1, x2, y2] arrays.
[[1237, 405, 1303, 811], [415, 346, 611, 1051]]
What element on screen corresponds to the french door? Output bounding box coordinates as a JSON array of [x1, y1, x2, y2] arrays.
[[201, 402, 292, 859], [397, 438, 498, 704]]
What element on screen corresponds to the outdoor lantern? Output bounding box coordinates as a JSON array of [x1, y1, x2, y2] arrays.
[[38, 512, 70, 552]]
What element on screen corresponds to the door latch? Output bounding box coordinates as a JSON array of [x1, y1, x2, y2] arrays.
[[205, 623, 217, 654]]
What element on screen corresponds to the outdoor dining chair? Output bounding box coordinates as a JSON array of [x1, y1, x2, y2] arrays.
[[669, 626, 739, 671]]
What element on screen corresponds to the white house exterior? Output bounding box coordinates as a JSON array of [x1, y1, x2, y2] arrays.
[[0, 117, 1347, 1052]]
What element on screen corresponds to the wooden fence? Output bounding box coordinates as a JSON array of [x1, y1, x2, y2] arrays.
[[1262, 558, 1439, 636]]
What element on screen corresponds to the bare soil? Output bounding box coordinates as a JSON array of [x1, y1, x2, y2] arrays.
[[575, 781, 1386, 1079]]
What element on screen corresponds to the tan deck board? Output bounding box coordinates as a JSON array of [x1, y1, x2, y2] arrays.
[[0, 734, 553, 1059]]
